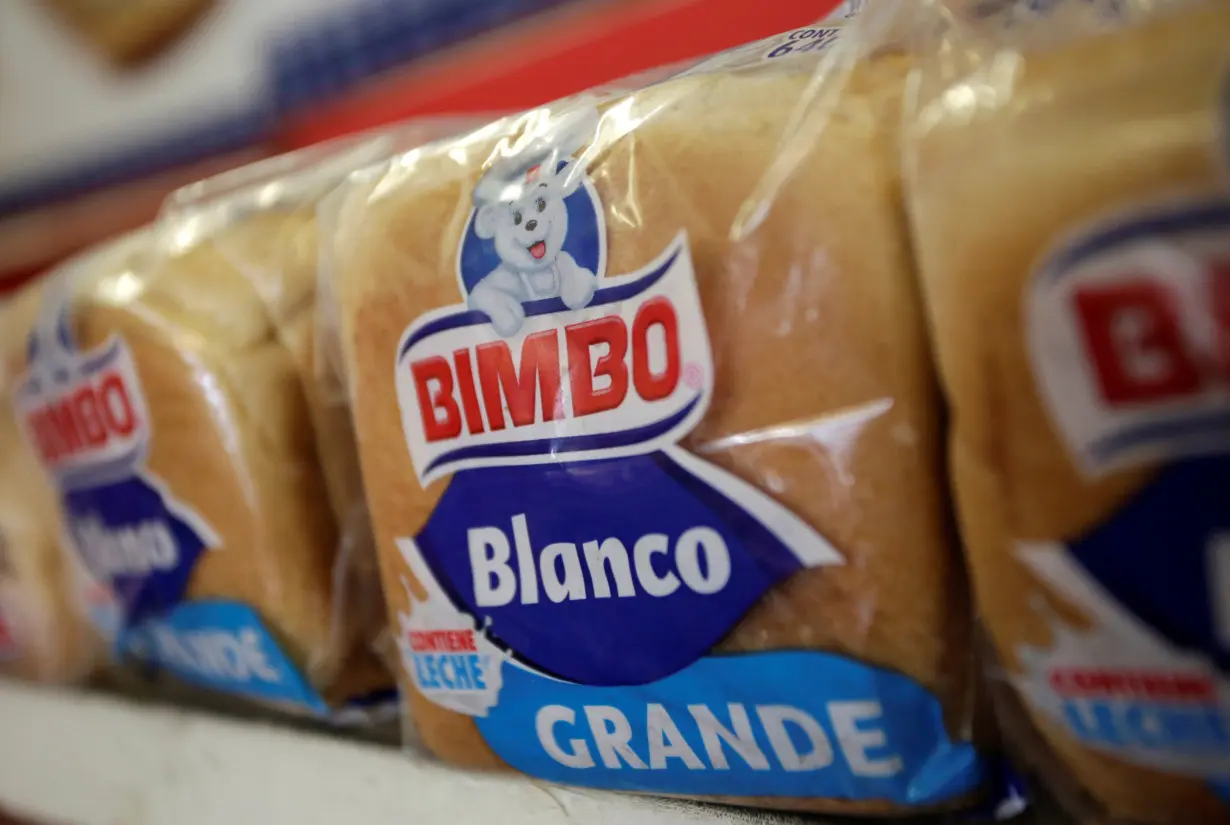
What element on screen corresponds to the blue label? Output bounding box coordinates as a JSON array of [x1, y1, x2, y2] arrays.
[[1042, 456, 1230, 776], [121, 600, 329, 715], [1060, 696, 1230, 755], [64, 476, 208, 626], [1209, 777, 1230, 802], [474, 651, 983, 804], [1021, 194, 1230, 784], [1068, 456, 1230, 671], [418, 453, 807, 686]]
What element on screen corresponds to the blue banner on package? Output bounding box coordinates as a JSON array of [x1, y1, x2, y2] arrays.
[[63, 476, 207, 626], [1066, 456, 1230, 671], [475, 651, 983, 804], [417, 453, 809, 686], [122, 600, 329, 715]]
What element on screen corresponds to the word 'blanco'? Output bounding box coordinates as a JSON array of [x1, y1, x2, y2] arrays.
[[469, 514, 731, 607], [72, 515, 177, 579]]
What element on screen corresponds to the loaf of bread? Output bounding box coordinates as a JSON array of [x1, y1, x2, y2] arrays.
[[11, 217, 387, 711], [167, 125, 502, 691], [170, 131, 485, 536], [180, 207, 362, 532], [40, 0, 215, 66], [172, 205, 392, 703], [904, 3, 1230, 822], [104, 224, 345, 681], [0, 282, 102, 684], [328, 29, 982, 813], [231, 210, 391, 676], [206, 128, 508, 705]]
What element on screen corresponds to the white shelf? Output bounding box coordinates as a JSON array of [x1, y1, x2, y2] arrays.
[[0, 680, 797, 825]]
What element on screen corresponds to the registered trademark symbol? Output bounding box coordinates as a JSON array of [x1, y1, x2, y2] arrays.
[[683, 363, 704, 389]]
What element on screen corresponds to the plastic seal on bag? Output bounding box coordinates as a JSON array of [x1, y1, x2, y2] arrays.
[[901, 1, 1230, 822], [321, 12, 987, 814], [0, 281, 107, 684]]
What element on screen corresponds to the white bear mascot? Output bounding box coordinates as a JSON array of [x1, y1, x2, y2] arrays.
[[467, 108, 600, 338]]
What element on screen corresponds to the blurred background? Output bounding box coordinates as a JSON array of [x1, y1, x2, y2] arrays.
[[0, 0, 839, 296]]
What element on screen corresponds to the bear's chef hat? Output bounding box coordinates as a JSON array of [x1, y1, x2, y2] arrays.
[[473, 106, 599, 208]]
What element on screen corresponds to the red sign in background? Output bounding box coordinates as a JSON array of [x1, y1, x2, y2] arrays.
[[0, 0, 838, 297]]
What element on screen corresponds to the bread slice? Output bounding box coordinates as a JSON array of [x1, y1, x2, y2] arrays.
[[330, 49, 976, 812], [905, 4, 1230, 822]]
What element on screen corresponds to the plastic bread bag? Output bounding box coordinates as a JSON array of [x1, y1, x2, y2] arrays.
[[166, 122, 495, 542], [0, 282, 109, 684], [900, 1, 1230, 822], [320, 15, 989, 815], [12, 205, 389, 718], [153, 121, 499, 723]]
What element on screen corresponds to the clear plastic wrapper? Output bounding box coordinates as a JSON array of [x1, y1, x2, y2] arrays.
[[322, 12, 986, 814], [901, 1, 1230, 822], [14, 154, 403, 716], [0, 281, 107, 684], [151, 121, 496, 723]]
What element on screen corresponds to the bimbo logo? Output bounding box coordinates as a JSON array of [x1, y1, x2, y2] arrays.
[[16, 321, 150, 486], [1028, 198, 1230, 475], [15, 301, 217, 624], [399, 237, 709, 485], [396, 106, 713, 485]]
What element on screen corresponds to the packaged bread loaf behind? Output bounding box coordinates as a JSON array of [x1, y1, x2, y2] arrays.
[[0, 281, 105, 684], [211, 206, 390, 676], [903, 1, 1230, 822], [164, 184, 380, 675], [158, 124, 492, 710], [325, 16, 986, 814], [14, 215, 375, 714]]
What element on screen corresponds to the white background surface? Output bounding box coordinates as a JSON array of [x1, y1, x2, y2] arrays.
[[0, 0, 364, 192], [0, 680, 800, 825]]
